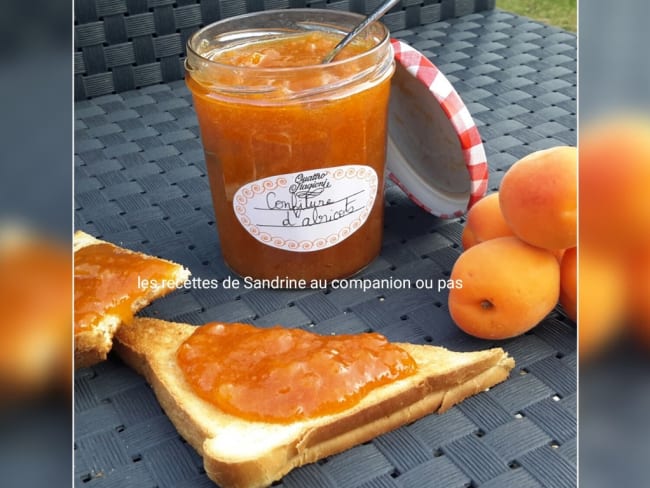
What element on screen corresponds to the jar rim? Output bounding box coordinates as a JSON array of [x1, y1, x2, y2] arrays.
[[185, 8, 391, 75]]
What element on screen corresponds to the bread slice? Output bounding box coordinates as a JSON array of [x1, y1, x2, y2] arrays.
[[115, 317, 515, 488], [74, 231, 190, 369]]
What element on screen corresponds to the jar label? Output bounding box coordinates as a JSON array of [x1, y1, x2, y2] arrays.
[[233, 165, 378, 252]]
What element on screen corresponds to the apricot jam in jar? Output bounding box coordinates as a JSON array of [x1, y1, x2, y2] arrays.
[[185, 10, 395, 281]]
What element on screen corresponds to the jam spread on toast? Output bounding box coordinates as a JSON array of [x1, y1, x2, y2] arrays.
[[74, 243, 179, 334], [176, 322, 416, 422]]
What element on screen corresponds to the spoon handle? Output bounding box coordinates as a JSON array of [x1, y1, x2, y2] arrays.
[[322, 0, 401, 63]]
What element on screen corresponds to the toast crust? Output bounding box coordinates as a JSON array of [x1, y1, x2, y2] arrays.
[[74, 231, 190, 369], [115, 318, 514, 488]]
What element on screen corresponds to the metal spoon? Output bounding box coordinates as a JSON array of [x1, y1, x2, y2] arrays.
[[322, 0, 401, 63]]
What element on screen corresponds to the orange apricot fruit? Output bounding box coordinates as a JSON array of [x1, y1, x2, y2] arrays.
[[461, 192, 515, 250], [559, 247, 576, 322], [625, 243, 650, 348], [578, 246, 626, 362], [499, 146, 577, 251], [580, 116, 650, 251], [448, 236, 560, 340]]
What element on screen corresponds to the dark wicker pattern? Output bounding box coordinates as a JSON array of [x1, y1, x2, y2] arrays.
[[74, 0, 496, 100], [74, 9, 576, 488]]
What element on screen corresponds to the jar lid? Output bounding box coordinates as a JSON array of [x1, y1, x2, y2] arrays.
[[387, 39, 488, 218]]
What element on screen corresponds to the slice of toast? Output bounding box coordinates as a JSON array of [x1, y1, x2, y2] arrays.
[[74, 231, 190, 369], [115, 317, 515, 488]]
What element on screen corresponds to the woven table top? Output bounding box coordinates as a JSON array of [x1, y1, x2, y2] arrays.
[[74, 9, 577, 488]]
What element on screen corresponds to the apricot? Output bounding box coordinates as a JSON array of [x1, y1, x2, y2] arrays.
[[625, 243, 650, 348], [559, 247, 576, 322], [580, 116, 650, 251], [499, 146, 577, 250], [448, 237, 560, 340], [578, 246, 626, 362], [461, 192, 515, 250]]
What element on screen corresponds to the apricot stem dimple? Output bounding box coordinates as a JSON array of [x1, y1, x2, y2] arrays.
[[481, 300, 494, 310]]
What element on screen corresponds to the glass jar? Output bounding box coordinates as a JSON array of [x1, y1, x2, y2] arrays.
[[186, 9, 395, 282]]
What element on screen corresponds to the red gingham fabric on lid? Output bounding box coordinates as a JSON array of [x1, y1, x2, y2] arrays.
[[387, 39, 488, 218]]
